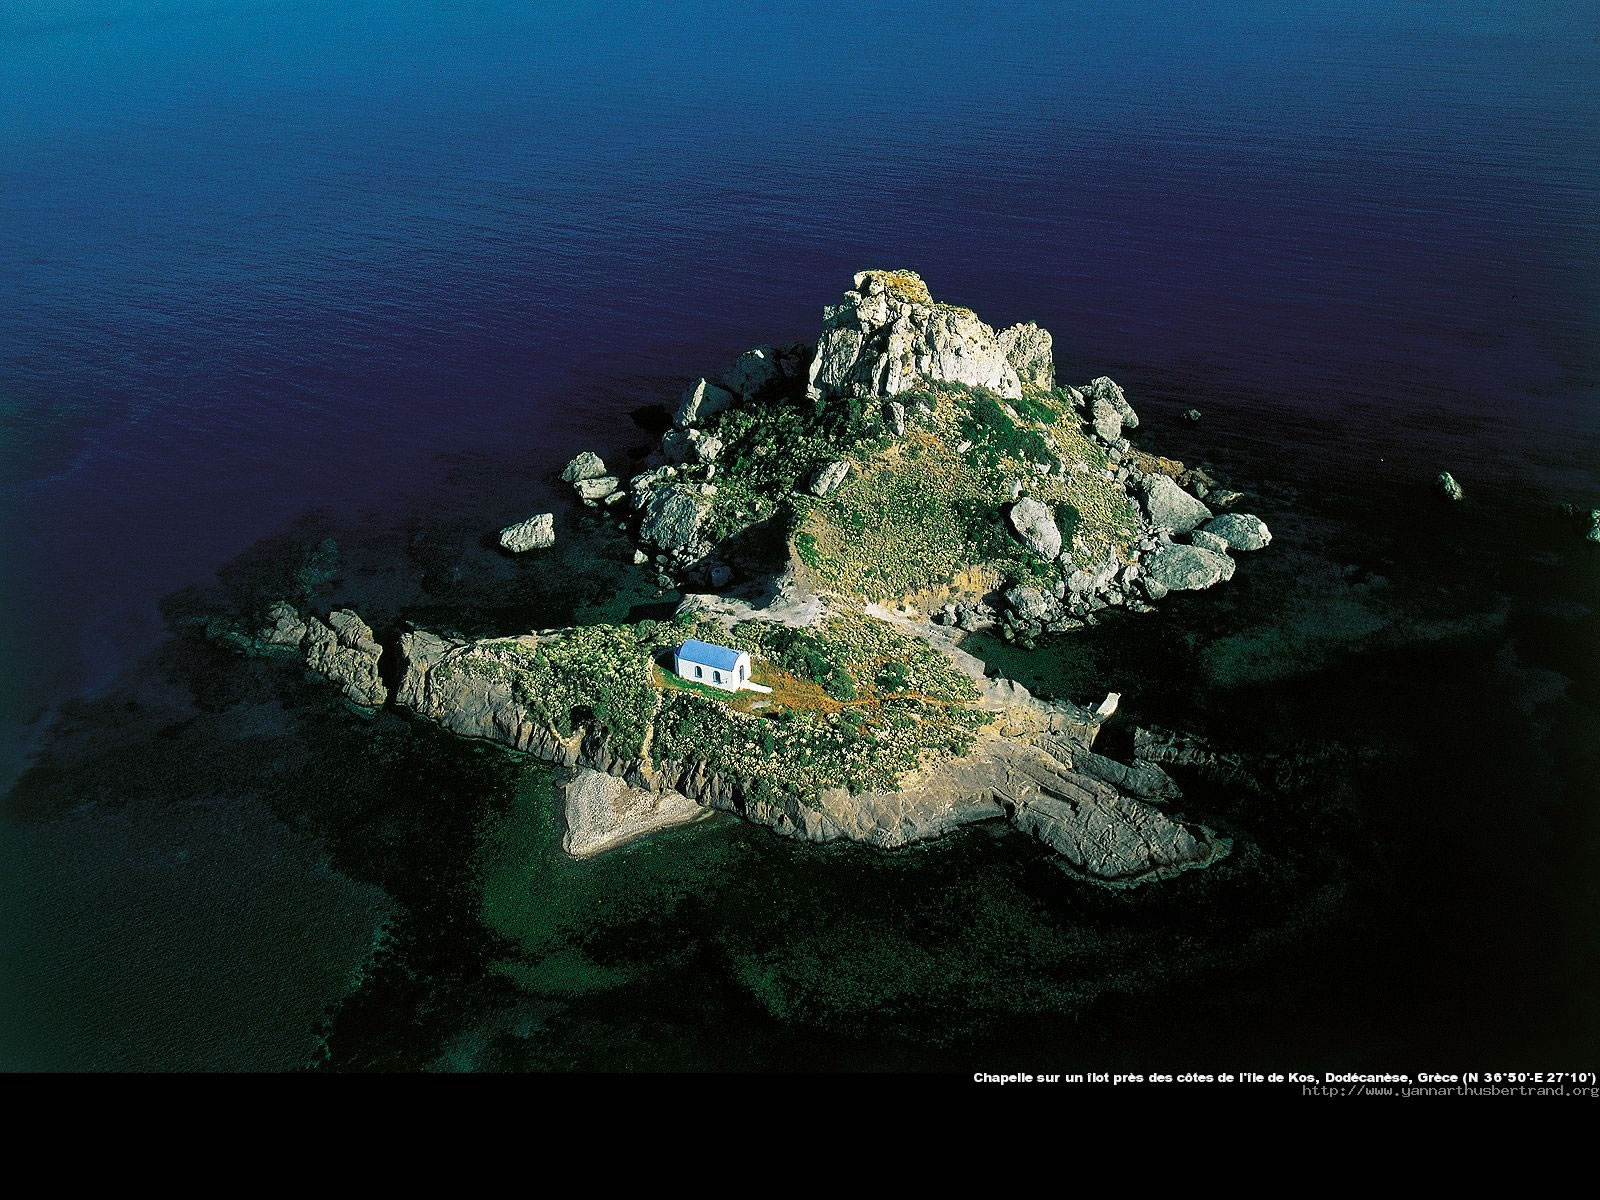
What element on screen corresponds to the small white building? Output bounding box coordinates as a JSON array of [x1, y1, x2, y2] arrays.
[[674, 639, 752, 693]]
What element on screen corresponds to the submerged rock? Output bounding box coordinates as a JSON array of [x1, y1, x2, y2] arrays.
[[1007, 496, 1062, 560], [1201, 512, 1272, 551], [1436, 471, 1465, 501], [499, 512, 556, 552], [1182, 408, 1202, 422], [806, 269, 1025, 402]]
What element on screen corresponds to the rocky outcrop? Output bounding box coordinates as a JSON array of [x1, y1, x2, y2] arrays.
[[1183, 408, 1202, 422], [258, 601, 310, 649], [499, 513, 555, 552], [720, 343, 812, 401], [573, 475, 620, 504], [302, 609, 387, 708], [562, 767, 707, 858], [1081, 377, 1138, 430], [996, 321, 1054, 391], [999, 745, 1220, 885], [674, 378, 736, 428], [1436, 471, 1464, 501], [1202, 512, 1271, 551], [806, 270, 1024, 402], [1141, 543, 1235, 593], [1007, 497, 1062, 560], [1137, 474, 1213, 533]]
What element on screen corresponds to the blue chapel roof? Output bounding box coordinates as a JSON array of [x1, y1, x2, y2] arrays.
[[677, 639, 744, 671]]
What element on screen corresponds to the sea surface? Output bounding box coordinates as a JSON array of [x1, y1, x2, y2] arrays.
[[2, 1, 1597, 1071]]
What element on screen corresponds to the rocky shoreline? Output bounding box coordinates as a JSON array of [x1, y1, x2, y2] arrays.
[[215, 270, 1267, 886]]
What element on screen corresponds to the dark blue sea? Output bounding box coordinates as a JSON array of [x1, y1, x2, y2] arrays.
[[3, 1, 1597, 1072]]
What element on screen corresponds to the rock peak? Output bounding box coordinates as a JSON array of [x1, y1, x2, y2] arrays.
[[807, 268, 1053, 403]]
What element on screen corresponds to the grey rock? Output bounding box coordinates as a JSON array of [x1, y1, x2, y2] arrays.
[[302, 608, 387, 707], [694, 434, 724, 463], [1436, 471, 1465, 501], [1003, 584, 1056, 622], [639, 486, 710, 553], [806, 269, 1025, 402], [1071, 751, 1183, 803], [661, 429, 693, 464], [674, 377, 735, 428], [1201, 512, 1272, 551], [560, 451, 607, 483], [1188, 528, 1232, 556], [709, 564, 734, 588], [574, 475, 619, 503], [1206, 488, 1245, 509], [632, 549, 649, 565], [499, 512, 556, 552], [1141, 543, 1235, 592], [722, 346, 779, 400], [1091, 396, 1123, 443], [1137, 474, 1213, 533], [806, 460, 852, 497], [258, 600, 309, 648], [1081, 376, 1138, 429], [562, 767, 704, 858], [1007, 497, 1062, 560], [1182, 408, 1202, 422], [1589, 510, 1600, 544], [884, 400, 906, 436], [996, 322, 1055, 391]]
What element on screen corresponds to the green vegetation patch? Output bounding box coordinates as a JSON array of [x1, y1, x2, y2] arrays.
[[437, 623, 660, 759], [654, 611, 988, 802]]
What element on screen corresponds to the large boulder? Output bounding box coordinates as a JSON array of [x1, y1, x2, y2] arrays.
[[1435, 471, 1464, 501], [639, 486, 710, 553], [996, 322, 1055, 391], [1201, 512, 1272, 551], [1002, 584, 1056, 623], [674, 378, 735, 428], [499, 512, 555, 552], [574, 475, 620, 504], [721, 346, 780, 400], [1137, 474, 1213, 532], [1187, 528, 1232, 556], [302, 608, 387, 707], [806, 460, 852, 497], [560, 451, 607, 483], [1090, 396, 1123, 443], [806, 269, 1025, 402], [1141, 543, 1235, 593], [1081, 377, 1138, 429], [1007, 497, 1062, 560]]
